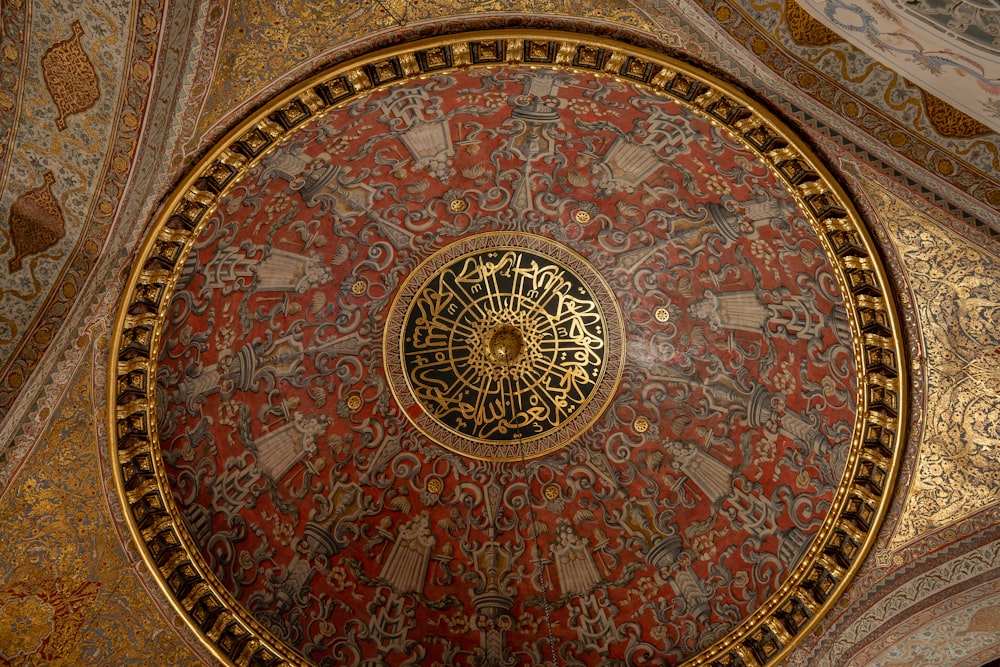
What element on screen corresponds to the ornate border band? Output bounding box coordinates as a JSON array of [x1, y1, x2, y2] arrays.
[[108, 29, 907, 667]]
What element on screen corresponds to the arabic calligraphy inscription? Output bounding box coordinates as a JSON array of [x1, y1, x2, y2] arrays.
[[389, 234, 625, 460]]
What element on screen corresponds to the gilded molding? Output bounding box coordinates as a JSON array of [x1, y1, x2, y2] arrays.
[[108, 30, 907, 667]]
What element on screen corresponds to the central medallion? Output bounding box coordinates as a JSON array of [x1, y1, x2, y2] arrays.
[[385, 233, 625, 460]]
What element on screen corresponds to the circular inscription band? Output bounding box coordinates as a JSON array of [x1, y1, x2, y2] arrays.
[[386, 233, 625, 461]]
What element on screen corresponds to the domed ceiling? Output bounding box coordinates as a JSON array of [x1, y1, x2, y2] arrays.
[[110, 31, 905, 667]]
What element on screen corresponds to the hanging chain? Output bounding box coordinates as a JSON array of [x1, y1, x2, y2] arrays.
[[505, 356, 559, 667], [519, 445, 559, 666]]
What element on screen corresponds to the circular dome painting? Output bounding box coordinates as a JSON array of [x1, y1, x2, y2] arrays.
[[109, 31, 905, 667]]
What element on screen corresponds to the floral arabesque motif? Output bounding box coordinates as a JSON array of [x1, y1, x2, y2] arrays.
[[154, 65, 857, 665]]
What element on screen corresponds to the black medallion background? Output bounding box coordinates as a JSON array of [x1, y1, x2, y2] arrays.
[[386, 233, 626, 460], [401, 244, 609, 446]]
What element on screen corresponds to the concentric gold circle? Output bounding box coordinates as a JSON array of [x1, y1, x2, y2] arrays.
[[385, 232, 625, 461]]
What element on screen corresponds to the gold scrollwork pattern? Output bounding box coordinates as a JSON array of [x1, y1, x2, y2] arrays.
[[108, 30, 906, 667]]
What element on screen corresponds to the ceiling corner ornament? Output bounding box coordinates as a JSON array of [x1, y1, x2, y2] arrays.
[[108, 30, 906, 667]]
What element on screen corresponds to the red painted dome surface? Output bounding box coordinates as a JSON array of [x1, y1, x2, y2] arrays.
[[156, 66, 855, 665]]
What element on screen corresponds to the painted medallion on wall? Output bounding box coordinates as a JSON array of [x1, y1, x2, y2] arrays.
[[109, 31, 905, 667], [387, 233, 625, 460]]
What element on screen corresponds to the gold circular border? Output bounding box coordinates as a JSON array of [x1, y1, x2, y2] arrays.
[[107, 30, 907, 667], [384, 233, 626, 461]]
